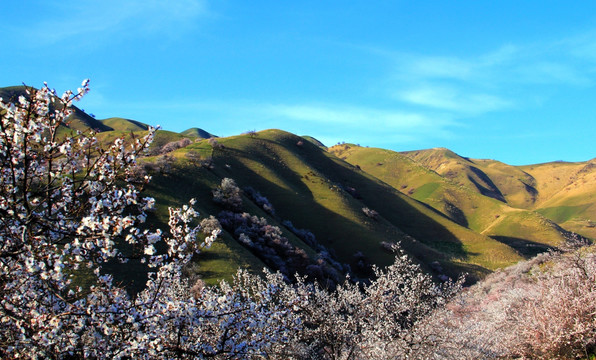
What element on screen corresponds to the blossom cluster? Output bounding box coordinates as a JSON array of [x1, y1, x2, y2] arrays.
[[0, 82, 224, 358], [430, 248, 596, 359]]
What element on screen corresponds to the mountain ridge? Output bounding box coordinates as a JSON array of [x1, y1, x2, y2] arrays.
[[2, 85, 594, 285]]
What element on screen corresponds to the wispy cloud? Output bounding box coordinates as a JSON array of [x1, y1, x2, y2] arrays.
[[253, 103, 458, 147], [100, 97, 458, 148], [395, 86, 511, 114], [384, 33, 596, 118], [21, 0, 210, 46], [262, 104, 433, 129], [405, 57, 475, 82]]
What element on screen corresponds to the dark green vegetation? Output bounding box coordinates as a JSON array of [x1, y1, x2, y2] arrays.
[[3, 85, 593, 285]]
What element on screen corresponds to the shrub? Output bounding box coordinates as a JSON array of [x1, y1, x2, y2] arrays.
[[362, 207, 379, 220], [277, 247, 463, 359], [185, 151, 212, 168], [200, 215, 222, 235], [159, 137, 192, 154], [344, 186, 362, 199], [155, 154, 174, 174], [282, 220, 318, 249], [244, 129, 258, 138], [0, 81, 235, 358], [212, 178, 243, 211], [433, 248, 596, 359], [208, 137, 223, 149], [244, 186, 276, 215]]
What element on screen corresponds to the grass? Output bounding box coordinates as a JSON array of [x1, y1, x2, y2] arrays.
[[202, 131, 522, 276], [412, 182, 440, 200], [537, 204, 594, 223], [140, 157, 269, 285], [180, 127, 215, 139], [330, 144, 582, 267], [100, 117, 148, 132], [482, 211, 568, 248]]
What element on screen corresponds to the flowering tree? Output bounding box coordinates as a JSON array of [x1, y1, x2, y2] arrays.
[[430, 248, 596, 359], [0, 82, 299, 358], [212, 178, 243, 211], [277, 247, 463, 359], [0, 81, 467, 359]]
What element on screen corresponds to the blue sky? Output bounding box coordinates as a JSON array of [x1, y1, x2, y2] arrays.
[[2, 1, 596, 165]]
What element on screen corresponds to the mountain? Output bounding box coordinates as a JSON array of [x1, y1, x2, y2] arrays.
[[331, 145, 594, 253], [56, 127, 596, 284], [3, 84, 593, 285], [522, 159, 596, 238], [400, 148, 596, 239], [100, 117, 149, 132], [139, 130, 539, 285], [300, 135, 327, 149], [181, 127, 217, 139]]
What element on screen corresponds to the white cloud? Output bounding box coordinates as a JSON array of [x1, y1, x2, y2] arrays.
[[256, 103, 457, 147], [396, 86, 512, 114], [479, 44, 520, 67], [262, 103, 434, 129], [385, 32, 596, 118], [406, 56, 475, 81], [101, 97, 459, 147], [23, 0, 209, 45], [513, 61, 590, 85]]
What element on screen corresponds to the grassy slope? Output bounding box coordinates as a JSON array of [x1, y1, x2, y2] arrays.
[[300, 135, 327, 149], [93, 130, 269, 286], [197, 130, 521, 278], [334, 145, 573, 257], [44, 116, 595, 284], [331, 145, 504, 231], [180, 127, 216, 139], [141, 156, 270, 286], [100, 117, 149, 132], [402, 148, 537, 208], [522, 159, 596, 238]]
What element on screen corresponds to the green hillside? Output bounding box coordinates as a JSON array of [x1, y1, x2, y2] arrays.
[[400, 149, 596, 240], [402, 148, 537, 207], [100, 117, 149, 132], [78, 126, 596, 286], [301, 135, 327, 149], [158, 130, 526, 281], [181, 127, 216, 139], [522, 159, 596, 238]]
